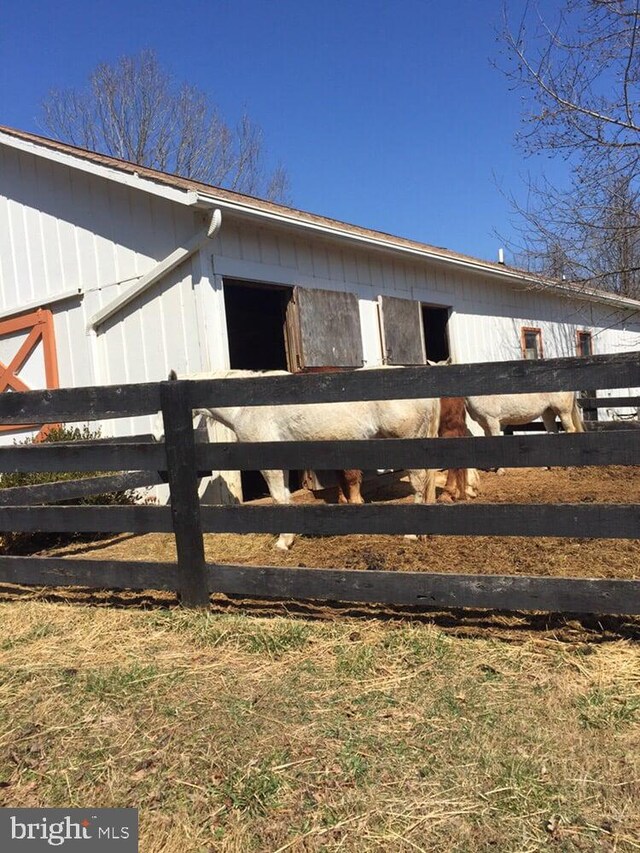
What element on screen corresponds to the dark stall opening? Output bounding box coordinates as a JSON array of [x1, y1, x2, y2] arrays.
[[224, 280, 291, 371], [422, 306, 451, 363]]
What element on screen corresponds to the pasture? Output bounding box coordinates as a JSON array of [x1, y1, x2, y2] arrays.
[[1, 465, 638, 850]]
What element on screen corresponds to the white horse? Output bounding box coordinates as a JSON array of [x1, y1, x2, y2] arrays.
[[158, 368, 441, 550], [465, 390, 584, 474], [465, 391, 585, 436]]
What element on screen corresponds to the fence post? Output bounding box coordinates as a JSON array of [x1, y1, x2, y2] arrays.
[[160, 380, 209, 607]]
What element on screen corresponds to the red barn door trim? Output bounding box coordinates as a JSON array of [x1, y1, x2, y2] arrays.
[[0, 308, 60, 438]]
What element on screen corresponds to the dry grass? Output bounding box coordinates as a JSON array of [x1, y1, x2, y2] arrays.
[[0, 602, 639, 851]]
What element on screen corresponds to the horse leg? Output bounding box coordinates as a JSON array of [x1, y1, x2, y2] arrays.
[[455, 467, 468, 501], [541, 410, 560, 471], [439, 468, 456, 503], [466, 467, 480, 498], [482, 419, 506, 475], [405, 468, 437, 540], [556, 410, 576, 433], [336, 472, 349, 504], [338, 469, 364, 504], [260, 469, 295, 550], [441, 467, 469, 502]]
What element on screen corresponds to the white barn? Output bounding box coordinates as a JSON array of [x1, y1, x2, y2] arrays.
[[1, 125, 639, 499]]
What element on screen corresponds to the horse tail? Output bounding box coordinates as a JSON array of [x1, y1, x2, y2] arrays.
[[571, 395, 585, 432], [431, 397, 441, 438]]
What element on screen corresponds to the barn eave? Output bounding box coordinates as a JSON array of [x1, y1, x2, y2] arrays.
[[3, 123, 640, 316], [194, 191, 640, 315]]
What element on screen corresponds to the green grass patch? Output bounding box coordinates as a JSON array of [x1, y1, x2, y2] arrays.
[[576, 687, 640, 730]]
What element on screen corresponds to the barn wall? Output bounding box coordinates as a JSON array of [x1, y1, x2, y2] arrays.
[[209, 218, 640, 376], [0, 144, 212, 441]]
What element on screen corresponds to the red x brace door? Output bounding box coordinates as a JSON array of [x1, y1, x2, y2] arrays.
[[0, 308, 60, 438]]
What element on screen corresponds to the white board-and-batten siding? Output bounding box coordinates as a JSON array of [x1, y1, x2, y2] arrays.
[[211, 219, 640, 365], [0, 143, 211, 440], [1, 136, 639, 466]]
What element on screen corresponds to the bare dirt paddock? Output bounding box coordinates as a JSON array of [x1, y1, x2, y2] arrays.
[[40, 465, 640, 581], [2, 464, 637, 644]]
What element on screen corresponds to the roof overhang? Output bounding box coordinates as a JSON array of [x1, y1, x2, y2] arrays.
[[195, 191, 640, 314], [0, 128, 200, 208], [3, 125, 640, 315]]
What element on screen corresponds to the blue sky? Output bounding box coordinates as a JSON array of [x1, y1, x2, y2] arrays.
[[0, 0, 564, 263]]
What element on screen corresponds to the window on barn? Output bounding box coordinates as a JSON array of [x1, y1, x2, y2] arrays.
[[577, 331, 593, 357], [521, 327, 543, 360], [223, 280, 291, 371], [422, 305, 451, 363]]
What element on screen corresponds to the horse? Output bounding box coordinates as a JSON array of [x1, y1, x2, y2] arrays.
[[438, 396, 478, 502], [157, 368, 441, 550], [465, 390, 585, 474], [465, 391, 585, 436], [335, 396, 479, 505]]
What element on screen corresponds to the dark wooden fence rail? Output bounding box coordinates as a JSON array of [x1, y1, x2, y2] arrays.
[[0, 502, 635, 539], [0, 352, 638, 424], [0, 351, 638, 613], [578, 395, 640, 408], [0, 431, 638, 474]]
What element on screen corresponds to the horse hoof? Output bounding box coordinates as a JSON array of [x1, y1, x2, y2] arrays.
[[404, 534, 419, 541], [438, 492, 454, 504]]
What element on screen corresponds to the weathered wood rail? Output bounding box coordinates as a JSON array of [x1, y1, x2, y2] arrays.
[[0, 351, 638, 614], [578, 395, 640, 409]]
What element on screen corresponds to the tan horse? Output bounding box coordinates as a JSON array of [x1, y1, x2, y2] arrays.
[[465, 391, 584, 436], [465, 390, 584, 475], [160, 368, 441, 550]]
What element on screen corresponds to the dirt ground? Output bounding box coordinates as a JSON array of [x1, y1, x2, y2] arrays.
[[43, 465, 639, 581]]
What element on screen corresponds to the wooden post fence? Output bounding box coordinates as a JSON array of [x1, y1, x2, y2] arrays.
[[0, 350, 637, 616]]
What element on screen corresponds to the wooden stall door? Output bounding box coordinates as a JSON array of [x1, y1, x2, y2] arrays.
[[285, 287, 364, 370], [285, 286, 364, 491], [378, 295, 426, 365], [0, 309, 59, 438]]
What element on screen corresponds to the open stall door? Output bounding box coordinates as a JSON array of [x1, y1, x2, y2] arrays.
[[286, 287, 364, 370], [285, 286, 364, 492], [378, 295, 426, 365]]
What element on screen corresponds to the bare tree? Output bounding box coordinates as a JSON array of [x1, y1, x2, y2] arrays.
[[41, 50, 289, 202], [500, 1, 640, 298]]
